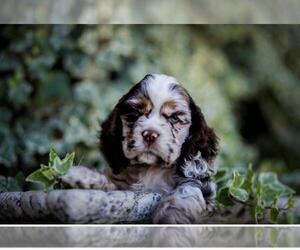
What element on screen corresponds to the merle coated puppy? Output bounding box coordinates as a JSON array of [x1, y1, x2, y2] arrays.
[[62, 74, 219, 223]]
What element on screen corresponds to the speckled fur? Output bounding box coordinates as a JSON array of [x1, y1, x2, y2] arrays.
[[64, 74, 219, 224]]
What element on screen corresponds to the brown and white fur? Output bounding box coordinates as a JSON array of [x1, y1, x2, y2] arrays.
[[62, 74, 219, 224]]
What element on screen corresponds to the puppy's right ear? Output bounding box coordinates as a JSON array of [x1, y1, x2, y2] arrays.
[[100, 106, 129, 175], [100, 75, 150, 174]]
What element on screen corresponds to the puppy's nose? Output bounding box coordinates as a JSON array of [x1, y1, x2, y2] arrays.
[[142, 129, 160, 144]]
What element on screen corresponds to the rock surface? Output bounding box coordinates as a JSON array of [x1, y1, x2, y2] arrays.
[[0, 189, 162, 223]]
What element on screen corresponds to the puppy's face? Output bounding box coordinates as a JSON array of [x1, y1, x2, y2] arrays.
[[120, 74, 192, 166]]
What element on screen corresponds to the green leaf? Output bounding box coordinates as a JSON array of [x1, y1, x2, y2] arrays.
[[260, 184, 282, 204], [0, 175, 23, 192], [0, 176, 7, 192], [15, 172, 25, 188], [287, 196, 295, 209], [259, 172, 295, 196], [55, 152, 75, 174], [25, 149, 75, 190], [214, 168, 228, 183], [40, 164, 55, 180], [6, 177, 22, 191], [254, 203, 264, 223], [258, 172, 295, 206], [231, 171, 245, 188], [49, 148, 59, 166], [0, 137, 17, 167], [217, 186, 235, 206], [229, 187, 249, 202], [242, 164, 254, 193], [26, 166, 55, 190], [270, 207, 279, 224], [8, 81, 32, 108]]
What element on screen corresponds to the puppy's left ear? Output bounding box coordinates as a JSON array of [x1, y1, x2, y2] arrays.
[[178, 97, 219, 178]]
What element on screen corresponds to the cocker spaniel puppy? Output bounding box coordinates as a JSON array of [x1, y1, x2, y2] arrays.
[[62, 74, 219, 224]]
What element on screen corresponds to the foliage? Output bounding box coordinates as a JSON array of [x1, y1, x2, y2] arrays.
[[0, 172, 24, 192], [216, 165, 295, 223], [0, 25, 299, 222], [26, 149, 75, 190]]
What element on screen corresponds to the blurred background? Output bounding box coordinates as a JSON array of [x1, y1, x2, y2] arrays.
[[0, 25, 299, 193]]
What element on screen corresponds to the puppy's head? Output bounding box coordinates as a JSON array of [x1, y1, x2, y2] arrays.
[[100, 74, 218, 175]]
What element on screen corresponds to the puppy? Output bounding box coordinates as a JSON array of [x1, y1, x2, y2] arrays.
[[62, 74, 219, 223]]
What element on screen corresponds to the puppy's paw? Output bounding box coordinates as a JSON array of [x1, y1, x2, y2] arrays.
[[152, 199, 192, 224], [58, 166, 116, 190], [152, 183, 207, 224]]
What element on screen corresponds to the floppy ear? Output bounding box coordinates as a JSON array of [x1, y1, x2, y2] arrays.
[[178, 97, 219, 178], [99, 77, 150, 174], [99, 105, 129, 175]]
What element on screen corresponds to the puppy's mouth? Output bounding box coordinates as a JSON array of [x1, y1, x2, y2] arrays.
[[134, 151, 170, 166], [142, 151, 157, 159], [125, 140, 174, 166], [140, 151, 158, 160]]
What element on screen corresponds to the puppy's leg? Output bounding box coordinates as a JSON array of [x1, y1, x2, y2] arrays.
[[152, 179, 216, 224], [59, 166, 117, 191]]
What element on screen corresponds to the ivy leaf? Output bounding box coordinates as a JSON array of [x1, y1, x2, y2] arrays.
[[253, 180, 265, 223], [26, 166, 55, 190], [0, 176, 7, 192], [254, 203, 264, 223], [258, 172, 295, 205], [15, 172, 25, 188], [8, 81, 32, 108], [49, 148, 59, 166], [259, 172, 295, 196], [40, 164, 55, 180], [53, 152, 75, 174], [287, 196, 295, 209], [217, 186, 235, 206], [214, 168, 228, 183], [231, 171, 245, 188], [26, 149, 75, 190], [260, 184, 282, 205], [242, 164, 254, 193], [217, 167, 295, 223], [229, 171, 249, 202], [229, 187, 249, 202], [270, 207, 279, 224], [0, 137, 17, 167], [0, 175, 23, 191]]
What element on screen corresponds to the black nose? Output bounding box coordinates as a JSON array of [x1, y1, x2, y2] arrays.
[[142, 129, 160, 144]]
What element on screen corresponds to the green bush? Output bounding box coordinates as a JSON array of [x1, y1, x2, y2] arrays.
[[21, 149, 295, 223]]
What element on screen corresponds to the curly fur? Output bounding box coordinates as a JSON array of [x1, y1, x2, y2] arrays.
[[71, 74, 218, 223]]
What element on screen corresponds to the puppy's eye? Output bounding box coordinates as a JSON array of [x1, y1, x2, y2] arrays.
[[126, 112, 141, 122], [169, 113, 180, 123], [165, 111, 186, 124]]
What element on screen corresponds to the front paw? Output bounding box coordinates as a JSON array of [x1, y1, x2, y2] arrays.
[[152, 196, 203, 224], [152, 183, 207, 224], [58, 166, 115, 190]]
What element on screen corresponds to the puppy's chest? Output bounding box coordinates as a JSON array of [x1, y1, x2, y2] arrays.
[[113, 166, 177, 193], [135, 166, 178, 193]]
